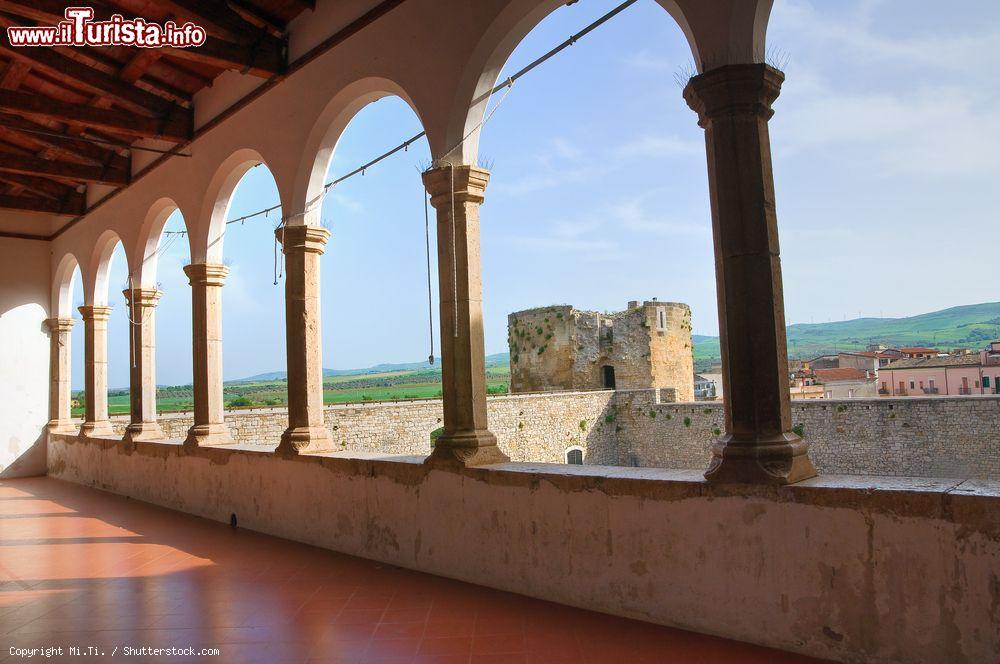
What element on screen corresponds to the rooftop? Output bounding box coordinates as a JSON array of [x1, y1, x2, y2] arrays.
[[814, 367, 872, 382], [882, 354, 983, 370]]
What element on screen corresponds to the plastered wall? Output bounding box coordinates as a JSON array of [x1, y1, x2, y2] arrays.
[[0, 238, 50, 477]]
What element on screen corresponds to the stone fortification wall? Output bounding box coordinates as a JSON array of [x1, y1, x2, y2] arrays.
[[109, 390, 619, 464], [614, 395, 1000, 480], [104, 391, 1000, 479]]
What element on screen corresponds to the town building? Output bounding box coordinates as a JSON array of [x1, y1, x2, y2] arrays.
[[694, 372, 722, 399], [814, 367, 877, 399], [789, 366, 825, 399], [508, 301, 694, 401], [877, 342, 1000, 396], [838, 350, 896, 373]]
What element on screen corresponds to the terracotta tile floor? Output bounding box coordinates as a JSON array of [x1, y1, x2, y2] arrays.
[[0, 477, 822, 663]]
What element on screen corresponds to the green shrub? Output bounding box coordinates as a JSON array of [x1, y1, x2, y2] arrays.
[[683, 417, 691, 427], [792, 423, 805, 437], [429, 427, 444, 447]]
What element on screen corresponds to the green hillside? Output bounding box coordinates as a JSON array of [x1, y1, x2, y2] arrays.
[[76, 303, 1000, 415], [694, 302, 1000, 369]]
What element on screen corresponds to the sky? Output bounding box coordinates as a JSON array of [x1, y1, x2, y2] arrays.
[[69, 0, 1000, 389]]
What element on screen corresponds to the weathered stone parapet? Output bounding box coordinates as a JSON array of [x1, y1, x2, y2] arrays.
[[44, 317, 76, 433], [183, 263, 233, 447], [77, 305, 114, 438], [122, 288, 164, 443], [684, 64, 815, 485], [275, 225, 333, 456], [46, 430, 1000, 664], [422, 165, 507, 468]]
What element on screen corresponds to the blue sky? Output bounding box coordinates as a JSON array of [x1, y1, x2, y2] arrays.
[[71, 0, 1000, 389]]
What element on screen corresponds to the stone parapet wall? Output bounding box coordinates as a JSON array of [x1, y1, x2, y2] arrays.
[[109, 390, 618, 463], [104, 392, 1000, 479], [615, 395, 1000, 479], [47, 434, 1000, 663]]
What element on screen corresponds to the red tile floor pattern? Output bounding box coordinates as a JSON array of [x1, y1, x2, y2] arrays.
[[1, 478, 822, 664]]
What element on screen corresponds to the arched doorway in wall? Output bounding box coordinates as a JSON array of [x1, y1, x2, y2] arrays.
[[316, 96, 445, 404], [216, 162, 288, 411]]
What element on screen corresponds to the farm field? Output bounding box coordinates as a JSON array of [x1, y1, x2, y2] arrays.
[[73, 361, 510, 416]]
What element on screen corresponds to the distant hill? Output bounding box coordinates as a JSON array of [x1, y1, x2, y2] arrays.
[[694, 302, 1000, 368], [235, 352, 511, 383]]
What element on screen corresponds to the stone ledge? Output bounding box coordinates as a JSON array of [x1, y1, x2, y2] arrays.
[[49, 432, 1000, 536]]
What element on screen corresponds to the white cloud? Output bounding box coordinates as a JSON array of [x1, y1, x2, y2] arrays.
[[612, 200, 709, 238], [616, 134, 701, 159]]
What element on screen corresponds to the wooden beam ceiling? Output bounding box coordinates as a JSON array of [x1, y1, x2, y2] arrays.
[[0, 90, 192, 141], [0, 150, 129, 186], [0, 0, 301, 218]]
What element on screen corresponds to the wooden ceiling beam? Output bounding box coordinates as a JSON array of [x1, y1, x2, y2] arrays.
[[0, 113, 130, 168], [0, 89, 191, 141], [163, 35, 285, 77], [156, 0, 276, 42], [0, 59, 29, 89], [0, 171, 77, 200], [0, 150, 128, 186], [0, 190, 84, 215], [0, 14, 183, 116]]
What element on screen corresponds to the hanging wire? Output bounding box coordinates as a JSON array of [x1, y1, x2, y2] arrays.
[[159, 0, 639, 239]]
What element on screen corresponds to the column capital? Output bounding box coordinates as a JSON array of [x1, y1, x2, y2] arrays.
[[44, 317, 75, 333], [682, 63, 784, 127], [122, 288, 162, 308], [422, 165, 490, 208], [276, 224, 330, 255], [78, 305, 112, 321], [184, 263, 229, 287]]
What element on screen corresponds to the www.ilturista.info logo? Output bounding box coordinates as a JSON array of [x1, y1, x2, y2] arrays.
[[7, 7, 206, 48]]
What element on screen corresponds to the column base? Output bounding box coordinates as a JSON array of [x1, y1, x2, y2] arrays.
[[48, 419, 79, 434], [425, 430, 510, 468], [183, 423, 234, 447], [704, 432, 817, 485], [79, 420, 115, 438], [123, 422, 165, 443], [276, 425, 334, 457]]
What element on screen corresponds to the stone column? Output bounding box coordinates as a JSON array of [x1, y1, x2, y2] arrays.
[[122, 288, 164, 442], [44, 317, 76, 433], [183, 264, 233, 446], [275, 225, 333, 455], [422, 165, 507, 467], [683, 64, 816, 484], [78, 305, 114, 437]]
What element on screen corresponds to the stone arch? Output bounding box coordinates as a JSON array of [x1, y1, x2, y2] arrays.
[[194, 148, 278, 264], [133, 197, 190, 289], [442, 0, 773, 165], [52, 252, 83, 318], [86, 229, 128, 306], [290, 77, 426, 225]]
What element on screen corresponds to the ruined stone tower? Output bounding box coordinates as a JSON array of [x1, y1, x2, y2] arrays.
[[507, 300, 694, 401]]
